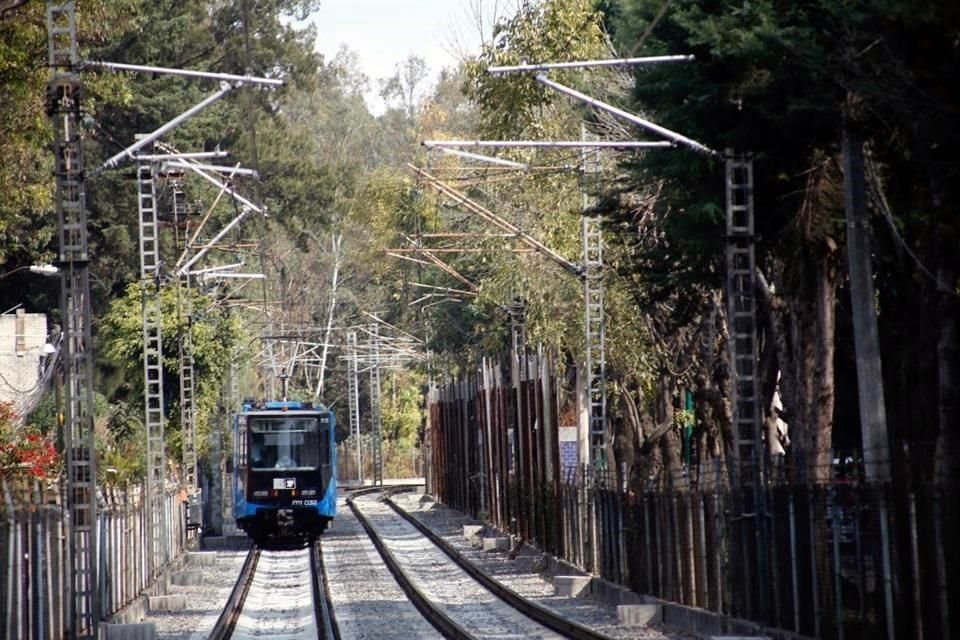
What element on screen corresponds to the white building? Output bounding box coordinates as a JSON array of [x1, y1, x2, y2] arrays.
[[0, 309, 52, 421]]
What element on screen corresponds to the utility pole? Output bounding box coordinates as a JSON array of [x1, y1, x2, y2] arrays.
[[841, 122, 890, 482], [45, 3, 98, 637]]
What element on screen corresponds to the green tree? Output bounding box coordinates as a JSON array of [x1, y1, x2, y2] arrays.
[[606, 0, 960, 484], [99, 281, 244, 470], [380, 370, 425, 446], [0, 0, 137, 313]]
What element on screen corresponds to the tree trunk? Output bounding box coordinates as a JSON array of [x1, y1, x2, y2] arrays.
[[757, 269, 791, 462], [784, 254, 838, 483], [936, 265, 960, 484], [655, 371, 686, 491], [0, 1, 30, 18], [694, 291, 729, 490], [314, 232, 343, 400]]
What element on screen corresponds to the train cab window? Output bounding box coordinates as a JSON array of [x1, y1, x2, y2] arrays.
[[249, 416, 323, 471]]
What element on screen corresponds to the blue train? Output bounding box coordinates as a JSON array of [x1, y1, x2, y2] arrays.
[[232, 400, 336, 542]]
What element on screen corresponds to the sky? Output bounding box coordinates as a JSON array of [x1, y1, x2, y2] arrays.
[[303, 0, 508, 114]]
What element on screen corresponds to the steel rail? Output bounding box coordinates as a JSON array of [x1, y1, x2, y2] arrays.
[[311, 538, 339, 640], [346, 491, 475, 640], [207, 545, 260, 640], [384, 493, 619, 640]]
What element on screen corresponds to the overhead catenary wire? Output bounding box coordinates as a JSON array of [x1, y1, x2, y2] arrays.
[[864, 146, 960, 297], [409, 164, 583, 276]]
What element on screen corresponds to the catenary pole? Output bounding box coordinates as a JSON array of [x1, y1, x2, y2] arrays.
[[841, 121, 890, 482], [46, 4, 99, 636]]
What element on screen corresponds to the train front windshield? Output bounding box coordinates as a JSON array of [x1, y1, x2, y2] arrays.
[[249, 417, 321, 471]]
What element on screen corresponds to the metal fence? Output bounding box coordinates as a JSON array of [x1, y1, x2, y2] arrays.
[[428, 360, 959, 640], [0, 478, 188, 639]]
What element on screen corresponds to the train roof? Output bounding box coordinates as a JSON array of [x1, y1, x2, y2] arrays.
[[241, 399, 329, 412]]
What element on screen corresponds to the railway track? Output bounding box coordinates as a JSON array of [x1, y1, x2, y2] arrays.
[[202, 485, 669, 640], [347, 488, 619, 640], [207, 539, 336, 640]]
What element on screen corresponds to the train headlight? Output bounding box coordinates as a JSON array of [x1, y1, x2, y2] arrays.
[[301, 489, 316, 496], [253, 490, 268, 497]]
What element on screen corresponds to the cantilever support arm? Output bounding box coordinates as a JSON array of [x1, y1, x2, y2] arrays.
[[406, 242, 478, 291], [423, 139, 672, 150], [486, 55, 694, 74], [534, 73, 717, 157], [171, 153, 266, 276], [408, 164, 582, 276], [93, 85, 233, 175], [436, 147, 528, 169], [163, 161, 259, 177], [82, 60, 284, 87]]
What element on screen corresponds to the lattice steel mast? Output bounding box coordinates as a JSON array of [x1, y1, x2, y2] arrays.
[[580, 125, 607, 470], [368, 325, 384, 486], [46, 3, 98, 637], [347, 330, 362, 482], [725, 152, 769, 619], [136, 149, 169, 575], [172, 180, 199, 499], [724, 154, 763, 484]]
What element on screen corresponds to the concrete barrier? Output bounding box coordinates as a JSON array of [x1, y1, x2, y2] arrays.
[[108, 595, 149, 625], [617, 604, 663, 626], [554, 575, 592, 597], [187, 551, 218, 566], [590, 575, 642, 604], [463, 524, 484, 538], [103, 623, 158, 640], [482, 536, 510, 552], [510, 551, 546, 573], [170, 569, 204, 586], [147, 594, 188, 612]]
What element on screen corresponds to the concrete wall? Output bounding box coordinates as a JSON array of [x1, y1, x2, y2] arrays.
[[0, 310, 48, 410]]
